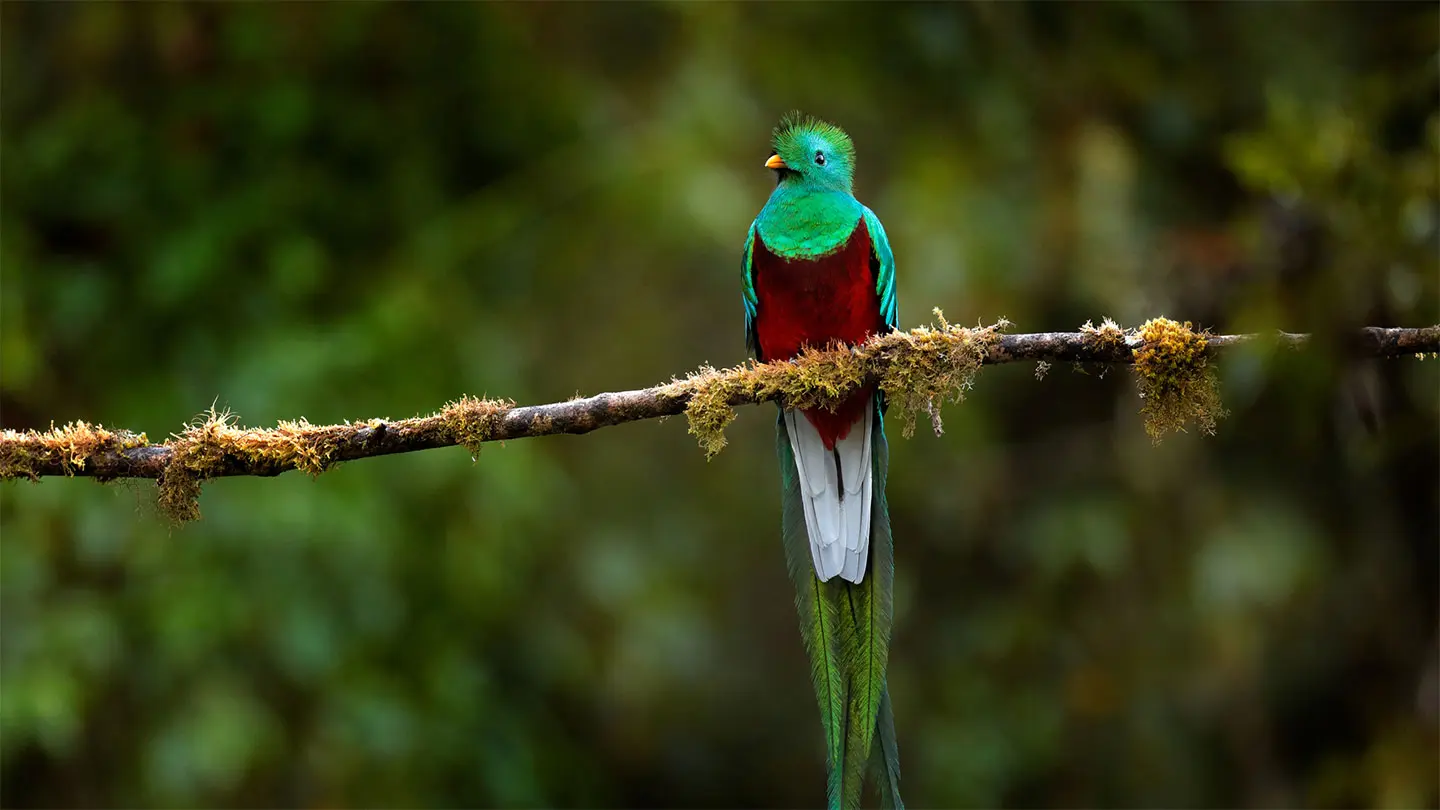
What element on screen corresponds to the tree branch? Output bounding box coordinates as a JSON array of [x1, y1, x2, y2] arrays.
[[3, 317, 1436, 522]]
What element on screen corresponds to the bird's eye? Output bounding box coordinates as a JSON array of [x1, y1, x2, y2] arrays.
[[815, 151, 826, 166]]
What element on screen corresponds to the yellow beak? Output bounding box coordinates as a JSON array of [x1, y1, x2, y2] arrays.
[[764, 154, 787, 170]]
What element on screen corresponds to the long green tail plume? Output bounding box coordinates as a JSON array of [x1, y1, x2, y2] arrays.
[[778, 419, 848, 807], [778, 408, 899, 810], [868, 686, 903, 810]]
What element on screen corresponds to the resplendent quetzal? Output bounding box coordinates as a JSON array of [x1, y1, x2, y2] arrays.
[[741, 113, 901, 810]]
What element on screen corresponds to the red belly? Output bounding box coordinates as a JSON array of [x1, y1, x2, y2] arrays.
[[752, 217, 883, 449]]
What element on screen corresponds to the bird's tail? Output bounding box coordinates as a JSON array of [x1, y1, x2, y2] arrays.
[[777, 407, 899, 810], [868, 686, 903, 810]]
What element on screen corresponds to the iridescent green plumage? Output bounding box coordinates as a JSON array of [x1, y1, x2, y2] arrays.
[[772, 111, 858, 190]]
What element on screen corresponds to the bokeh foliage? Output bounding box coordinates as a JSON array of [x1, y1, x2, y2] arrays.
[[2, 3, 1437, 807]]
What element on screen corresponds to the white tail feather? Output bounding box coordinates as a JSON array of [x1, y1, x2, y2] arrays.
[[783, 398, 873, 583]]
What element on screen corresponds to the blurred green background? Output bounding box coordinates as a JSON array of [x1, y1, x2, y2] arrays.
[[2, 3, 1437, 807]]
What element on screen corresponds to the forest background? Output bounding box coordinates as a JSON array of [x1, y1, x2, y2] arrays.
[[2, 4, 1437, 807]]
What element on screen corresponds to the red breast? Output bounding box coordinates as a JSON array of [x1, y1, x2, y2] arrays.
[[751, 217, 884, 448]]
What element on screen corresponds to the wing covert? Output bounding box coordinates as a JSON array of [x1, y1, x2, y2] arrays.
[[862, 206, 897, 332], [742, 220, 760, 357]]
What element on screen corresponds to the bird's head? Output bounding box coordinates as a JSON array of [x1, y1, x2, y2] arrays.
[[765, 112, 856, 194]]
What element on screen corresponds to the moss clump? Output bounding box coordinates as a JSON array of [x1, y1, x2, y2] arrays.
[[156, 465, 204, 523], [876, 309, 1000, 438], [155, 408, 363, 523], [1132, 317, 1227, 442], [683, 366, 741, 459], [1080, 317, 1127, 353], [272, 418, 346, 476], [0, 421, 150, 481], [678, 362, 775, 459], [682, 311, 1004, 455], [442, 396, 512, 457], [157, 408, 237, 523], [785, 345, 871, 412], [682, 346, 869, 459]]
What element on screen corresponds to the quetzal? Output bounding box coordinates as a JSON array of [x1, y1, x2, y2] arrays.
[[741, 113, 901, 810]]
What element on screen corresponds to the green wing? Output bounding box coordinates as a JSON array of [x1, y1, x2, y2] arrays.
[[742, 220, 760, 357], [862, 206, 897, 334]]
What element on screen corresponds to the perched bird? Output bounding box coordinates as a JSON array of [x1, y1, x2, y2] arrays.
[[741, 113, 901, 810]]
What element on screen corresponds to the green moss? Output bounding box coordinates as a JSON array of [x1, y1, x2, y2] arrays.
[[273, 419, 337, 476], [156, 466, 204, 524], [684, 367, 741, 459], [157, 408, 236, 524], [442, 396, 512, 457], [154, 408, 364, 524], [0, 436, 39, 482], [1080, 317, 1127, 352], [683, 311, 1004, 455], [876, 309, 1000, 438], [787, 346, 870, 412], [680, 347, 864, 459], [0, 399, 517, 525], [1132, 317, 1228, 442], [0, 421, 150, 481]]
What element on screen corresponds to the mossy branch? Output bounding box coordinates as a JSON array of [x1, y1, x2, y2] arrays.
[[2, 316, 1436, 523]]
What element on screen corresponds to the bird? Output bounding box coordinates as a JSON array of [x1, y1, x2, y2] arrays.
[[740, 113, 901, 810]]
